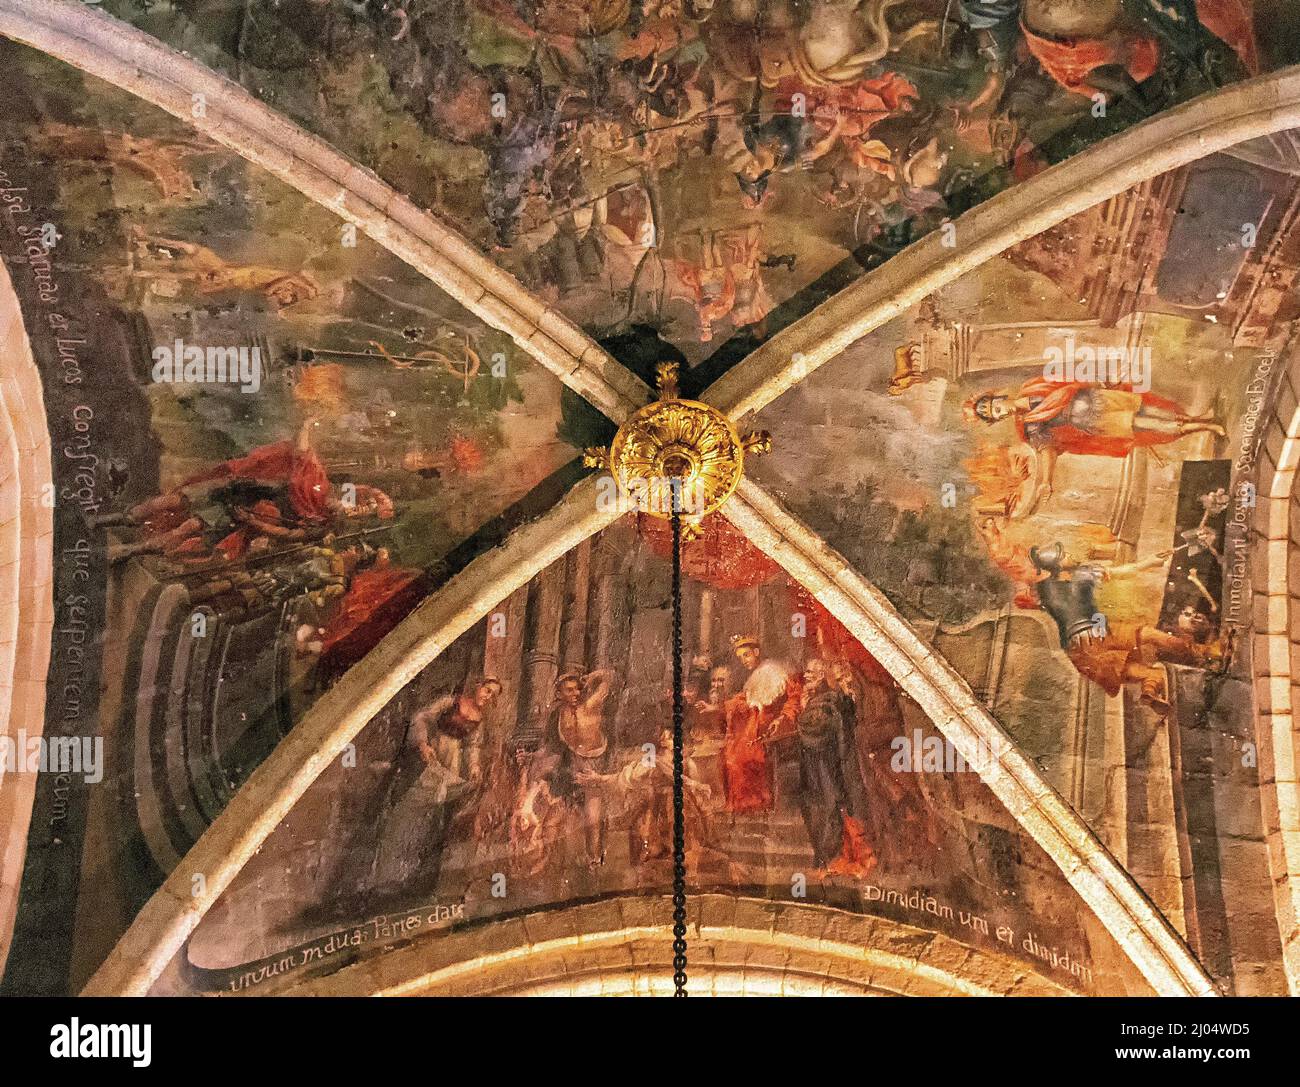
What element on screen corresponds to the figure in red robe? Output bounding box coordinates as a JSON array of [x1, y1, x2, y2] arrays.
[[176, 418, 393, 525], [317, 548, 425, 675], [105, 418, 395, 563], [1018, 0, 1257, 97], [965, 376, 1224, 518], [722, 634, 800, 815]]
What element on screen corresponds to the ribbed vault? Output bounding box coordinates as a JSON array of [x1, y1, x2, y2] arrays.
[[0, 0, 1295, 999]]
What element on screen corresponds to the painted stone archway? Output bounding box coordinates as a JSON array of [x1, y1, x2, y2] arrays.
[[0, 257, 55, 978], [267, 896, 1078, 998], [1249, 337, 1300, 993]]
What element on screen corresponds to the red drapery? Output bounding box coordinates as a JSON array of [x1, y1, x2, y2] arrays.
[[637, 512, 783, 590]]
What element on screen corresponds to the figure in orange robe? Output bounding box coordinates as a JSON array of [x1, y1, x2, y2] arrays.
[[968, 376, 1220, 453], [1020, 1, 1258, 95], [722, 634, 800, 815], [966, 376, 1224, 517], [671, 225, 776, 342], [318, 550, 425, 677]]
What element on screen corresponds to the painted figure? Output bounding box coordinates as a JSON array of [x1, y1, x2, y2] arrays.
[[131, 230, 320, 309], [671, 225, 785, 340], [722, 634, 800, 814], [106, 418, 395, 565], [368, 679, 501, 906], [795, 659, 877, 877], [1029, 544, 1227, 714], [524, 669, 615, 870], [579, 726, 725, 874], [965, 377, 1224, 517], [314, 548, 426, 677], [829, 659, 943, 870], [699, 0, 933, 90]]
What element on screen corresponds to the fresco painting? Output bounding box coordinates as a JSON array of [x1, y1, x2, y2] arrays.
[[180, 517, 1144, 995], [0, 0, 1297, 1005], [0, 40, 581, 991], [103, 0, 1285, 360], [751, 145, 1300, 992]]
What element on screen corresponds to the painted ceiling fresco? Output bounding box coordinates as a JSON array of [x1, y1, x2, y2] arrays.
[[176, 519, 1147, 996], [1, 0, 1299, 1000], [0, 37, 585, 992], [750, 143, 1300, 992], [100, 0, 1287, 363]]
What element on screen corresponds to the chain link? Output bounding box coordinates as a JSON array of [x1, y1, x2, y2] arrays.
[[671, 492, 687, 997]]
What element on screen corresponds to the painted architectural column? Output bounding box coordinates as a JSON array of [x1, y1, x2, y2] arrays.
[[515, 558, 567, 751]]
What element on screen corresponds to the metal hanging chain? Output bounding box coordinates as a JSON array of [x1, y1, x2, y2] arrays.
[[670, 490, 688, 997]]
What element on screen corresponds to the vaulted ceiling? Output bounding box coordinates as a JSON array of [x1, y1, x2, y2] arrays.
[[1, 0, 1298, 998]]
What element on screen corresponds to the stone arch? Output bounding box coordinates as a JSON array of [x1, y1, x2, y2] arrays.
[[0, 257, 55, 977], [1249, 341, 1300, 993], [264, 896, 1079, 998]]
